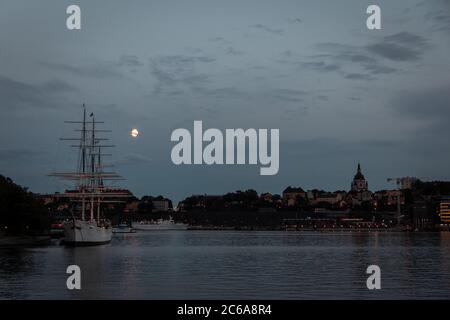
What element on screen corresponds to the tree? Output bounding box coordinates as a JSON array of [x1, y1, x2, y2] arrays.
[[0, 175, 50, 235]]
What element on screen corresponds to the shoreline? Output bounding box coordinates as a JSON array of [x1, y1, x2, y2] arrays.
[[1, 227, 448, 247], [0, 235, 51, 246], [186, 226, 446, 232]]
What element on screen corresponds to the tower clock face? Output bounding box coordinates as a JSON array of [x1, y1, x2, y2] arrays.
[[1, 0, 450, 305]]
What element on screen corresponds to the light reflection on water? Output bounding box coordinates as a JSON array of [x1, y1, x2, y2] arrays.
[[1, 231, 450, 299]]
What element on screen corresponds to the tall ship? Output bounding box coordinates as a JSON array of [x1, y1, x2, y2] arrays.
[[50, 105, 129, 246]]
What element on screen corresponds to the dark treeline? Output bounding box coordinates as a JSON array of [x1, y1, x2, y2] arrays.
[[0, 175, 50, 235], [108, 195, 173, 224], [180, 190, 281, 211], [179, 210, 289, 229]]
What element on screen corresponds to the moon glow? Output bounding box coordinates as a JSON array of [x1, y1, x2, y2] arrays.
[[131, 128, 139, 138]]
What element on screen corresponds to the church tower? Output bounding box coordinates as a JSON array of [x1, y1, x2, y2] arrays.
[[351, 163, 368, 192]]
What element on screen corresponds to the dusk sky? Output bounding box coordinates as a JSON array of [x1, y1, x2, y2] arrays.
[[1, 0, 450, 203]]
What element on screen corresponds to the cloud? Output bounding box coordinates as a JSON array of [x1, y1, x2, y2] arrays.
[[0, 76, 43, 109], [279, 44, 399, 80], [367, 43, 421, 61], [117, 55, 144, 67], [384, 32, 428, 48], [277, 57, 341, 73], [196, 86, 248, 99], [380, 84, 450, 167], [313, 42, 399, 75], [317, 95, 329, 102], [0, 75, 76, 110], [294, 36, 420, 81], [287, 18, 302, 24], [41, 61, 123, 79], [225, 46, 245, 56], [208, 37, 244, 56], [425, 11, 450, 32], [322, 52, 395, 74], [266, 88, 308, 103], [363, 63, 397, 75], [249, 24, 284, 35], [391, 86, 450, 120], [282, 138, 401, 159], [300, 61, 340, 72], [0, 149, 44, 163], [208, 37, 232, 45], [367, 32, 429, 62], [183, 86, 310, 112], [315, 42, 359, 53], [115, 153, 152, 166], [389, 85, 450, 143], [150, 54, 215, 94], [42, 79, 78, 93], [277, 42, 396, 82], [344, 73, 374, 81]]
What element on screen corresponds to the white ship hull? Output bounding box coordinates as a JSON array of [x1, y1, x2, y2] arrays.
[[64, 219, 112, 246], [132, 221, 188, 231]]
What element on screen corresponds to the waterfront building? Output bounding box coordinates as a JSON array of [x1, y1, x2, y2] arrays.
[[260, 193, 274, 202], [439, 197, 450, 224], [412, 200, 434, 229], [348, 163, 372, 205], [310, 192, 344, 207], [152, 199, 171, 212], [282, 186, 307, 207], [399, 177, 419, 190], [351, 163, 368, 192], [386, 190, 405, 206], [124, 200, 140, 213]]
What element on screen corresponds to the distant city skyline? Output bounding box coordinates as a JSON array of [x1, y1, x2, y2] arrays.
[[1, 0, 450, 204], [33, 163, 423, 206]]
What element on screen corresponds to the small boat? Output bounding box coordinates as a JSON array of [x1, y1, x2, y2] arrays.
[[112, 223, 136, 234], [50, 222, 65, 238], [132, 217, 188, 231]]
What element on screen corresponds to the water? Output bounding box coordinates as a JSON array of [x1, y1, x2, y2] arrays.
[[1, 231, 450, 299]]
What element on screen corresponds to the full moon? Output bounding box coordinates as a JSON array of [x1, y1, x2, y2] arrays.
[[131, 128, 139, 138]]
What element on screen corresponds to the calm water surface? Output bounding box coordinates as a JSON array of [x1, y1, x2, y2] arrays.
[[1, 231, 450, 299]]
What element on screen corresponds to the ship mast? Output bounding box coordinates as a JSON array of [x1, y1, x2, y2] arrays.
[[81, 105, 86, 221], [97, 143, 104, 223], [90, 112, 95, 222], [49, 105, 130, 224]]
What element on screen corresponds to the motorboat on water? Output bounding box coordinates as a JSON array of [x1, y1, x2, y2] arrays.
[[112, 223, 136, 234], [132, 217, 188, 231]]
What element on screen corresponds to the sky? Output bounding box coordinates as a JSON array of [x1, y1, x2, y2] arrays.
[[0, 0, 450, 204]]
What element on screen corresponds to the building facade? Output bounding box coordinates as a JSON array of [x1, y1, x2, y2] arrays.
[[351, 163, 368, 192], [282, 187, 307, 207], [152, 199, 170, 212], [439, 198, 450, 224]]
